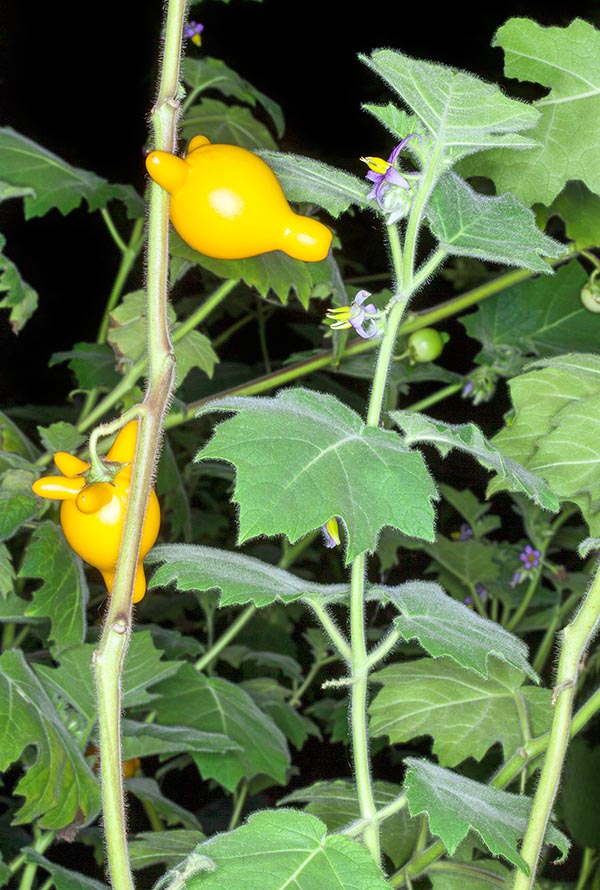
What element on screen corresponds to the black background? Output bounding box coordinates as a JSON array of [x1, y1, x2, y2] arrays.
[[1, 0, 598, 407]]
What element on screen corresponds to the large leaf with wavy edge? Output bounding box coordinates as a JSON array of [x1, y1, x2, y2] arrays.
[[403, 758, 569, 873], [370, 657, 551, 766], [490, 354, 600, 534], [0, 650, 100, 829], [258, 151, 370, 218], [462, 260, 596, 362], [34, 630, 182, 724], [147, 543, 349, 607], [181, 97, 277, 150], [280, 780, 419, 869], [460, 18, 600, 207], [196, 389, 438, 562], [19, 522, 88, 653], [0, 128, 143, 219], [373, 581, 538, 680], [183, 809, 391, 890], [152, 666, 289, 793], [426, 173, 565, 272], [391, 410, 559, 512], [360, 49, 539, 164]]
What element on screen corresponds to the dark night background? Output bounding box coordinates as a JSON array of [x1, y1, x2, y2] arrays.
[[1, 0, 598, 409]]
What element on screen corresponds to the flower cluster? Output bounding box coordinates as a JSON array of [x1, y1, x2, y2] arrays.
[[510, 544, 542, 587], [326, 290, 379, 340], [451, 523, 473, 541], [361, 135, 419, 223]]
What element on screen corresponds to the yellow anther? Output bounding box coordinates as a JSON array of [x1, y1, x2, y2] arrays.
[[360, 156, 391, 174]]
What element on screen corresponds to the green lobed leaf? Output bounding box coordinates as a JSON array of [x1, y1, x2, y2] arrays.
[[0, 127, 144, 219], [121, 719, 237, 761], [391, 410, 559, 512], [0, 649, 100, 828], [0, 491, 37, 541], [403, 758, 569, 872], [129, 829, 206, 870], [374, 580, 538, 680], [460, 18, 600, 207], [258, 151, 370, 218], [48, 343, 121, 392], [183, 809, 391, 890], [34, 630, 182, 724], [489, 353, 600, 534], [462, 260, 597, 362], [22, 851, 108, 890], [0, 237, 38, 333], [241, 678, 320, 751], [147, 543, 349, 607], [419, 534, 500, 588], [539, 181, 600, 250], [280, 780, 420, 869], [124, 777, 202, 829], [438, 484, 501, 539], [19, 522, 88, 652], [426, 173, 565, 272], [360, 49, 539, 164], [370, 657, 551, 766], [152, 665, 290, 793], [181, 97, 277, 150], [37, 422, 86, 456], [196, 388, 438, 563], [183, 56, 284, 137]]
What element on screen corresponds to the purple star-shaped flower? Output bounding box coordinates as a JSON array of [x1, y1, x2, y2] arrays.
[[361, 135, 418, 209], [184, 21, 204, 45], [326, 290, 379, 340], [520, 544, 541, 570]]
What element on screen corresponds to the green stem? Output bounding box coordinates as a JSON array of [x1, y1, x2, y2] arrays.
[[349, 553, 380, 866], [228, 780, 249, 831], [341, 791, 408, 839], [16, 830, 55, 890], [532, 591, 580, 676], [407, 383, 463, 414], [366, 627, 402, 669], [288, 655, 338, 708], [256, 296, 272, 373], [576, 849, 597, 890], [93, 3, 184, 889], [194, 604, 256, 672], [513, 566, 600, 890], [308, 600, 352, 663], [101, 208, 129, 254]]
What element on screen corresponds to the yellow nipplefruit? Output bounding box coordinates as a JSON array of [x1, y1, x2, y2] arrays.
[[145, 135, 332, 262]]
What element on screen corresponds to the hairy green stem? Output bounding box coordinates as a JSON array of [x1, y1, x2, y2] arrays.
[[194, 604, 256, 672], [93, 2, 184, 888], [513, 567, 600, 889]]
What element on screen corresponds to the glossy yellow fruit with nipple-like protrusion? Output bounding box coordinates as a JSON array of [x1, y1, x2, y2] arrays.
[[145, 135, 332, 262]]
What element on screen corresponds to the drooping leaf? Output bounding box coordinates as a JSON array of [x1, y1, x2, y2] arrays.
[[125, 778, 202, 829], [48, 343, 121, 392], [196, 389, 438, 563], [370, 657, 551, 766], [403, 758, 569, 872], [374, 580, 538, 679], [460, 18, 600, 206], [129, 830, 206, 870], [120, 719, 237, 761], [462, 260, 597, 362], [183, 809, 391, 890], [0, 410, 39, 460], [35, 630, 182, 724], [280, 780, 420, 869], [181, 97, 277, 150], [0, 649, 100, 828], [183, 57, 284, 137], [22, 851, 108, 890], [37, 422, 86, 456], [360, 49, 540, 164], [0, 236, 38, 333], [391, 410, 559, 512], [539, 181, 600, 250], [258, 151, 370, 218], [152, 665, 290, 793], [0, 127, 144, 218], [148, 543, 349, 607], [426, 173, 565, 272], [19, 522, 87, 652], [490, 353, 600, 535]]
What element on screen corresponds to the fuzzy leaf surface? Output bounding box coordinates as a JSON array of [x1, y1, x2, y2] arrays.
[[360, 49, 539, 163], [181, 97, 277, 150], [120, 719, 237, 760], [196, 389, 437, 562], [403, 758, 569, 872], [19, 522, 87, 652], [391, 410, 559, 512], [0, 650, 100, 828], [374, 581, 537, 680], [152, 665, 289, 792], [0, 491, 37, 542], [23, 851, 108, 890], [129, 830, 206, 870], [0, 127, 143, 218], [148, 543, 349, 607], [426, 173, 565, 272], [370, 657, 551, 766], [184, 809, 391, 890], [490, 353, 600, 534], [460, 18, 600, 206]]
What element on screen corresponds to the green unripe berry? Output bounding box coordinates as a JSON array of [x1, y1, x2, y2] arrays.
[[407, 328, 449, 363]]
